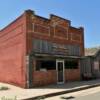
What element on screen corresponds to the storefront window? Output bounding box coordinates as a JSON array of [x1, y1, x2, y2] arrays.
[[36, 60, 56, 71], [65, 60, 78, 69]]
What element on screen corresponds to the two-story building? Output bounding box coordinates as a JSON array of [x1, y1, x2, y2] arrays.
[[0, 10, 84, 88]]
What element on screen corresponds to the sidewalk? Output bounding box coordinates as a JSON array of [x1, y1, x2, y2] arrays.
[[0, 79, 100, 100]]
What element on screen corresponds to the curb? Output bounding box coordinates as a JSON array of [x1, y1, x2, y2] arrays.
[[23, 83, 100, 100]]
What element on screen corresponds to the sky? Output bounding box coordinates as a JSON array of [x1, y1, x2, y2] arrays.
[[0, 0, 100, 48]]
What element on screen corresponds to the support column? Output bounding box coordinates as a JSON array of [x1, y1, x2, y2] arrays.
[[26, 54, 34, 88]]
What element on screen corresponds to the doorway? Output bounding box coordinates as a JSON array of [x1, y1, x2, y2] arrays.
[[56, 60, 64, 84]]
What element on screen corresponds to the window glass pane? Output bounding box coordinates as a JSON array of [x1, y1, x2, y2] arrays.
[[36, 60, 56, 71], [65, 60, 78, 69]]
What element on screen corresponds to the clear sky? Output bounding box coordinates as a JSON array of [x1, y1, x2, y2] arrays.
[[0, 0, 100, 48]]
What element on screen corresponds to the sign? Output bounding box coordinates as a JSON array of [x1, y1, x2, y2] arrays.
[[52, 43, 68, 54]]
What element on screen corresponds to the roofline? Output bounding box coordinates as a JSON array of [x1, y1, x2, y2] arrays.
[[50, 14, 71, 22], [85, 49, 100, 57], [0, 9, 84, 33]]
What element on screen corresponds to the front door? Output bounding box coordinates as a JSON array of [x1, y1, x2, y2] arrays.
[[56, 60, 64, 84]]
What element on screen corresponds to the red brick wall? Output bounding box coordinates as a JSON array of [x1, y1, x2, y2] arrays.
[[26, 11, 84, 56], [0, 13, 27, 87], [33, 70, 57, 86], [65, 69, 80, 81], [33, 69, 80, 86]]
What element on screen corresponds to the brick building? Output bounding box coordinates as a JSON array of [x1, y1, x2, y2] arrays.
[[0, 10, 84, 88]]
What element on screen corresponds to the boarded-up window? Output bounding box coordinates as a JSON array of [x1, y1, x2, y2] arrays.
[[33, 39, 80, 56], [33, 39, 52, 53]]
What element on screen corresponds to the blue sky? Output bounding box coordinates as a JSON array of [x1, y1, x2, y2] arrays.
[[0, 0, 100, 48]]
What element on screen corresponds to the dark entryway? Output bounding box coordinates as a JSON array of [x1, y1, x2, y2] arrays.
[[56, 60, 64, 84]]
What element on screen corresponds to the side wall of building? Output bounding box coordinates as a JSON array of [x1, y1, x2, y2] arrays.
[[0, 13, 27, 87]]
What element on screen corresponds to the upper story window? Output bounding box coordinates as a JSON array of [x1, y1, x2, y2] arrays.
[[33, 39, 81, 56]]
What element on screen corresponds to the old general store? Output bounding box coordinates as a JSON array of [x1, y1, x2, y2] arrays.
[[0, 10, 84, 88]]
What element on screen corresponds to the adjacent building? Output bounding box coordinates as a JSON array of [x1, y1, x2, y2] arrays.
[[81, 48, 100, 79], [0, 10, 84, 88]]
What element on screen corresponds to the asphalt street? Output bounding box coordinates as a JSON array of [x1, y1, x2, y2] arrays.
[[45, 86, 100, 100], [75, 92, 100, 100]]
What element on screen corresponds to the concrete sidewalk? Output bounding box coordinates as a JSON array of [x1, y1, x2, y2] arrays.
[[0, 79, 100, 100]]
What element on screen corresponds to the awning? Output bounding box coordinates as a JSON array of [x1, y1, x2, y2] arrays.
[[33, 53, 81, 59]]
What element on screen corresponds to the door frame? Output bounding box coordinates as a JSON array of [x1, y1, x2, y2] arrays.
[[56, 59, 65, 84]]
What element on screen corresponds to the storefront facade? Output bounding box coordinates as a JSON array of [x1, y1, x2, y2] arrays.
[[0, 10, 84, 88], [26, 10, 84, 87], [31, 56, 81, 87]]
